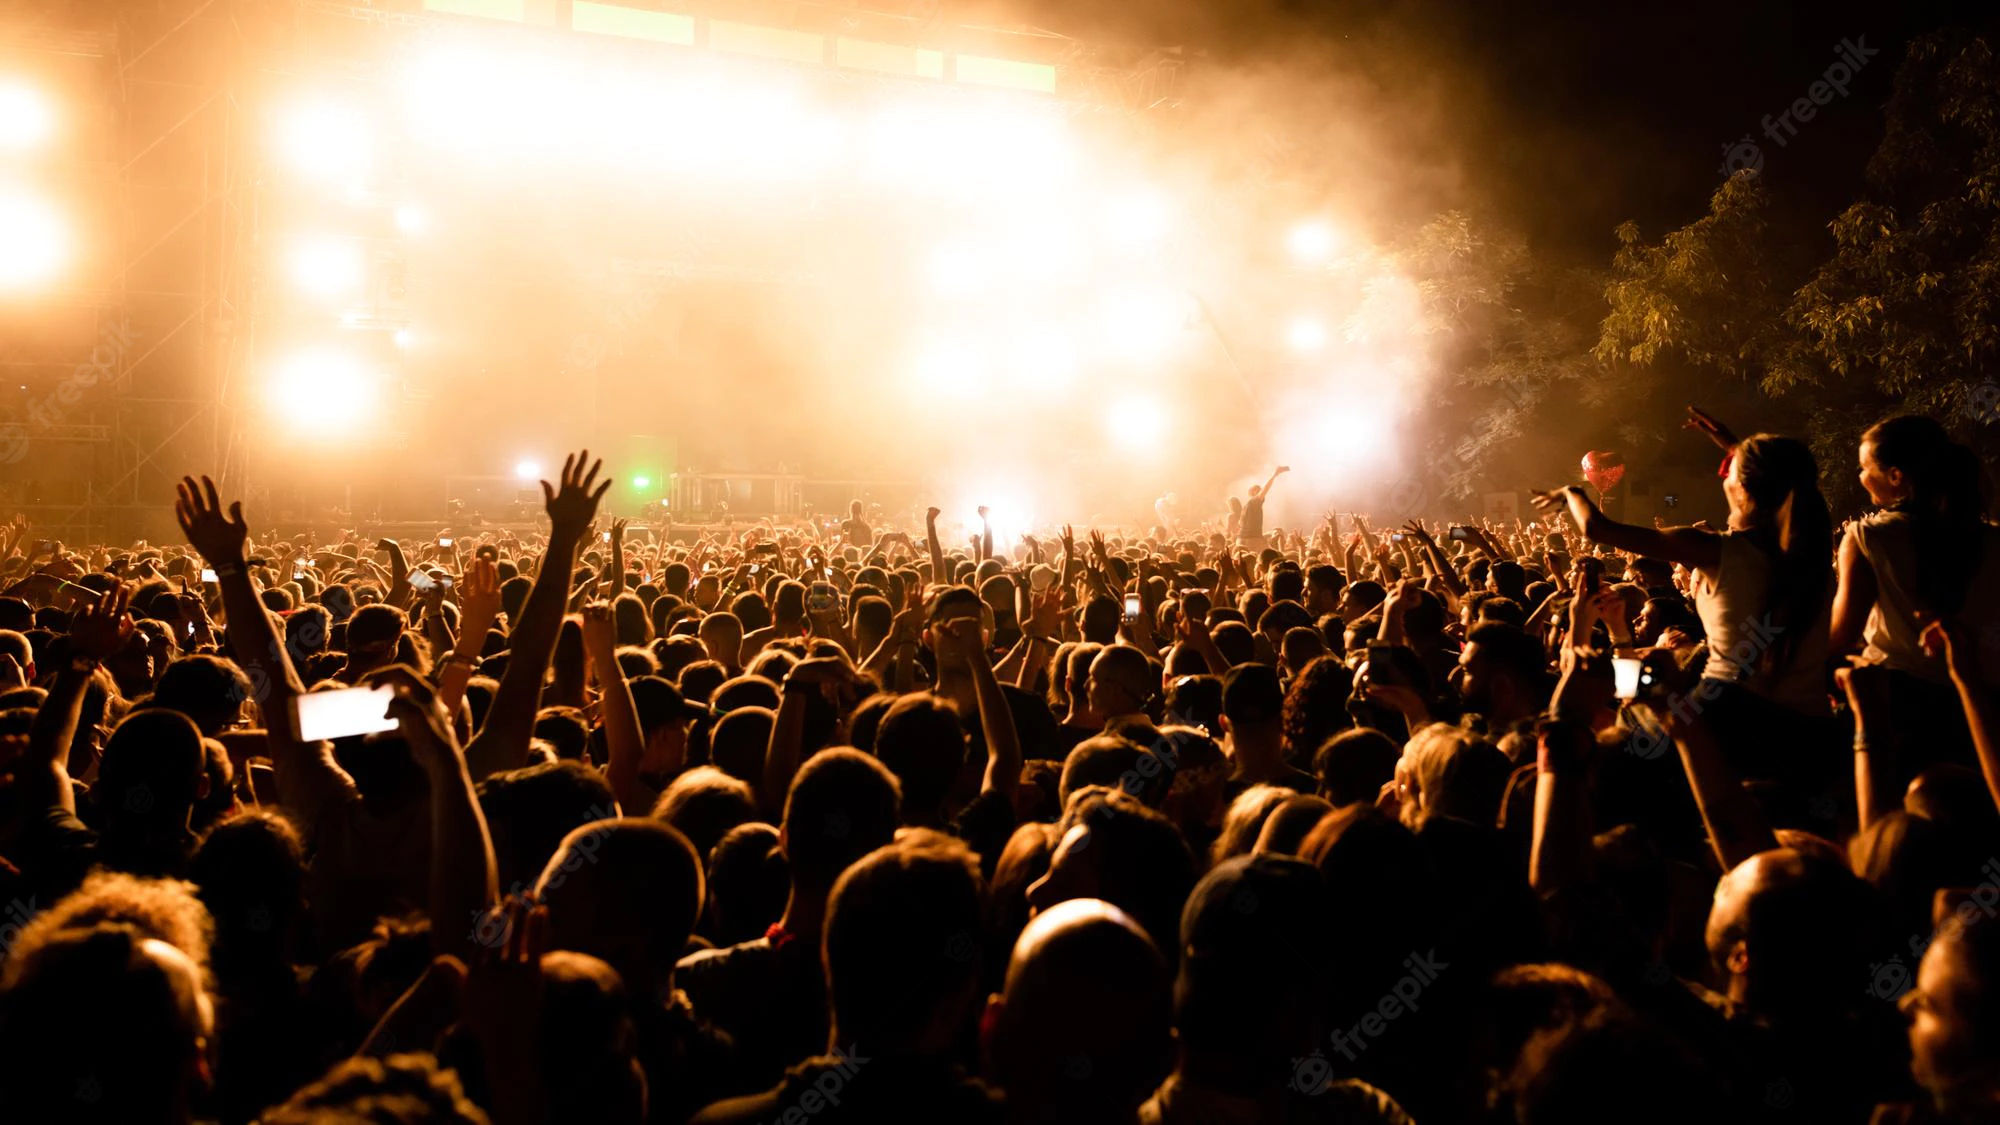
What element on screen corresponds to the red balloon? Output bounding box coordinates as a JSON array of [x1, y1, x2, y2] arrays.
[[1581, 450, 1626, 492]]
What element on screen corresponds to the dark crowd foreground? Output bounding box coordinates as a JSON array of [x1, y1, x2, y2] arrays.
[[2, 409, 2000, 1125]]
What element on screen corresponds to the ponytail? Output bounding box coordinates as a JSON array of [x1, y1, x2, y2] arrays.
[[1734, 435, 1831, 674], [1864, 416, 1988, 615]]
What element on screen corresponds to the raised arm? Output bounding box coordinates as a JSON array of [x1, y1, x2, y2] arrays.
[[605, 518, 628, 599], [389, 682, 498, 958], [938, 618, 1020, 802], [1923, 620, 2000, 819], [437, 559, 501, 717], [464, 452, 609, 782], [1261, 465, 1289, 497], [925, 506, 945, 589], [25, 584, 133, 815], [1533, 486, 1721, 570], [584, 602, 653, 816], [176, 476, 358, 830], [380, 538, 414, 610]]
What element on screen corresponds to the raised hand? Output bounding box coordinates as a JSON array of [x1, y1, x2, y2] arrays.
[[610, 518, 628, 546], [579, 601, 617, 657], [458, 558, 501, 619], [933, 617, 987, 671], [174, 476, 250, 566], [1027, 583, 1063, 637], [926, 506, 942, 524], [69, 582, 134, 662], [1683, 404, 1739, 451], [541, 451, 612, 542]]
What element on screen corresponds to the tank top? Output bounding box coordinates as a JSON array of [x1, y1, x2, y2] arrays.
[[1692, 531, 1829, 713], [1851, 511, 2000, 684]]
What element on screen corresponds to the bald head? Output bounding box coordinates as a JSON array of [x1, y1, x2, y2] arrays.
[[986, 899, 1171, 1120]]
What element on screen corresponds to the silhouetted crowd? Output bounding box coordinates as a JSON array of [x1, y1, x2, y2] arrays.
[[3, 410, 2000, 1125]]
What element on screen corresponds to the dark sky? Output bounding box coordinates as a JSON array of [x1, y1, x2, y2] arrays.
[[980, 0, 1999, 261]]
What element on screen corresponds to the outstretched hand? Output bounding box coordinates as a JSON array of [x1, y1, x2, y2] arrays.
[[175, 476, 250, 565], [69, 583, 135, 662], [542, 451, 612, 542], [1683, 404, 1738, 452]]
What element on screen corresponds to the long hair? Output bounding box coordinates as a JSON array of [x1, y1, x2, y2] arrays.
[[1733, 434, 1832, 673], [1863, 415, 1988, 616]]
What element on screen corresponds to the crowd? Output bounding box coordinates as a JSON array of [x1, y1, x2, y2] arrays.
[[1, 406, 1998, 1125]]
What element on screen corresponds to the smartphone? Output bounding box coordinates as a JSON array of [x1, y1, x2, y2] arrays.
[[600, 532, 611, 543], [408, 569, 435, 593], [808, 582, 837, 613], [293, 565, 308, 580], [438, 537, 454, 548], [749, 563, 761, 575], [291, 685, 398, 741], [201, 568, 218, 583], [1447, 526, 1475, 542], [1390, 532, 1406, 543], [1123, 594, 1142, 623], [1612, 656, 1642, 700], [702, 562, 713, 574]]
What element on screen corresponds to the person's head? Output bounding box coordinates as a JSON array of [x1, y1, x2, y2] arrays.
[[344, 604, 407, 670], [0, 924, 215, 1125], [1705, 847, 1876, 1017], [1163, 673, 1223, 734], [1280, 654, 1352, 761], [873, 693, 967, 823], [1088, 645, 1155, 721], [984, 899, 1172, 1120], [651, 766, 756, 861], [1395, 723, 1511, 830], [1058, 735, 1170, 808], [188, 809, 306, 976], [1063, 643, 1103, 716], [708, 822, 788, 945], [1453, 622, 1547, 722], [1028, 787, 1195, 959], [1211, 784, 1291, 866], [1725, 434, 1832, 657], [535, 818, 702, 997], [1307, 698, 1394, 787], [783, 748, 902, 895], [697, 612, 744, 667], [258, 1054, 486, 1125], [1905, 900, 2000, 1112], [477, 759, 619, 891], [147, 655, 251, 737], [96, 708, 210, 837], [706, 705, 776, 783], [1173, 854, 1330, 1071], [1220, 662, 1284, 743], [1860, 415, 1982, 511], [1080, 595, 1121, 645], [823, 831, 984, 1053]]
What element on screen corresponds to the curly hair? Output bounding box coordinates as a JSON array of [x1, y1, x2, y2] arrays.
[[258, 1053, 489, 1125], [2, 871, 213, 991], [1281, 654, 1353, 761]]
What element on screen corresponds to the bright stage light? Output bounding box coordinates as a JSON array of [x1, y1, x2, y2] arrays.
[[958, 492, 1033, 546], [393, 204, 426, 234], [1287, 316, 1327, 353], [1098, 286, 1189, 364], [393, 328, 414, 350], [267, 350, 374, 433], [0, 190, 69, 293], [1108, 394, 1170, 454], [1102, 189, 1172, 248], [514, 459, 541, 481], [1009, 327, 1079, 391], [291, 237, 363, 298], [275, 97, 372, 183], [924, 242, 989, 298], [0, 82, 56, 152], [631, 475, 651, 489], [1287, 220, 1341, 264], [911, 339, 986, 396]]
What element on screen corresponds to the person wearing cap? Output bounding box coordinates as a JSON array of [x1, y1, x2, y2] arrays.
[[1220, 663, 1314, 802]]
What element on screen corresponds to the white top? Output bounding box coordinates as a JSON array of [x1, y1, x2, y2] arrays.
[[1692, 531, 1829, 713], [1850, 511, 2000, 684]]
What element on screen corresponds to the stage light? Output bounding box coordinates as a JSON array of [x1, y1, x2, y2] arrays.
[[291, 237, 363, 298], [392, 328, 414, 350], [1287, 220, 1341, 264], [1108, 394, 1169, 454], [631, 475, 651, 489], [267, 349, 374, 433], [0, 190, 69, 293], [393, 204, 426, 234], [924, 242, 988, 298], [1102, 189, 1172, 248], [1010, 328, 1079, 390], [0, 82, 56, 152], [1098, 286, 1188, 364], [275, 97, 372, 183], [911, 339, 986, 396], [514, 459, 541, 481], [1287, 317, 1327, 353]]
